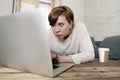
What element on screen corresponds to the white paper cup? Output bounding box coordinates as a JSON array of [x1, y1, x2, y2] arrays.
[[98, 48, 110, 63]]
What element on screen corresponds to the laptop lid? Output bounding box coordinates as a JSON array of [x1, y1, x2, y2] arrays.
[[0, 10, 55, 77]]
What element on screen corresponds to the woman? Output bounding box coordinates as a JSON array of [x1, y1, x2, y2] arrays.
[[48, 6, 94, 64]]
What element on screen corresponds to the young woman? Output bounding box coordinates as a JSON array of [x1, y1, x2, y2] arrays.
[[48, 6, 94, 64]]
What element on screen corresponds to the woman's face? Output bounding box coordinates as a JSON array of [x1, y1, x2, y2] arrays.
[[52, 15, 73, 39]]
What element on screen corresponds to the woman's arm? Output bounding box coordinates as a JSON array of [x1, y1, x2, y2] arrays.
[[51, 53, 73, 63], [70, 22, 95, 64]]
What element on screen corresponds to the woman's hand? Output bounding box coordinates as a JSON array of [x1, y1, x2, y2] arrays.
[[51, 53, 73, 64], [51, 53, 57, 59], [51, 53, 59, 64], [57, 55, 73, 63]]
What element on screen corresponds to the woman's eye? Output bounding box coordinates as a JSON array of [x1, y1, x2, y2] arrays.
[[59, 23, 64, 27]]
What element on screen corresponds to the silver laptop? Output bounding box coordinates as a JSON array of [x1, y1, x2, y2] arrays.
[[0, 10, 74, 77]]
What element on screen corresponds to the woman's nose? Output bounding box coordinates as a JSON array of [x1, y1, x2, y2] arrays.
[[55, 27, 60, 33]]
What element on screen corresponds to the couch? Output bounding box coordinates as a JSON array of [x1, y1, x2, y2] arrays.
[[91, 35, 120, 60]]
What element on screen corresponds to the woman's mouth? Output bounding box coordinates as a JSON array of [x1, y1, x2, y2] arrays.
[[56, 34, 63, 37]]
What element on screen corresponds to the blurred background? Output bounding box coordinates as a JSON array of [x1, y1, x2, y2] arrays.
[[0, 0, 120, 41]]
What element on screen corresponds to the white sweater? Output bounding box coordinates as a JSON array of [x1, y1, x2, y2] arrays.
[[48, 22, 95, 64]]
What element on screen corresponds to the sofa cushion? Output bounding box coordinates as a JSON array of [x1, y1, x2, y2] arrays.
[[91, 37, 99, 58], [99, 35, 120, 60]]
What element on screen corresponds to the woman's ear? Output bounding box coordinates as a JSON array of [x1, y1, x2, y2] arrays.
[[70, 21, 74, 29], [69, 21, 74, 32]]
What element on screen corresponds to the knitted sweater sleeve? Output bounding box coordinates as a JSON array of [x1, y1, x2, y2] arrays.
[[70, 22, 95, 64]]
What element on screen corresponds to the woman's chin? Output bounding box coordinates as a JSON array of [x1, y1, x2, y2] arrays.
[[57, 36, 64, 39], [57, 37, 63, 39]]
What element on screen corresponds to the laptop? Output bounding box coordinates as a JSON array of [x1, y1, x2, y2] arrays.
[[0, 10, 74, 77]]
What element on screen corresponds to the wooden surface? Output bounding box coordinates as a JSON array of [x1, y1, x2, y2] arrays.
[[0, 59, 120, 80]]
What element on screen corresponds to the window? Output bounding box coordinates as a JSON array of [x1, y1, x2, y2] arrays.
[[21, 0, 54, 12], [20, 0, 54, 29]]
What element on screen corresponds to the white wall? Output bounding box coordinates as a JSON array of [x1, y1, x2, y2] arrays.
[[61, 0, 120, 41], [84, 0, 120, 41], [61, 0, 84, 22], [0, 0, 13, 16]]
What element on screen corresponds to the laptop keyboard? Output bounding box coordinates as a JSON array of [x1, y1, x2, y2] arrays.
[[53, 64, 59, 69]]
